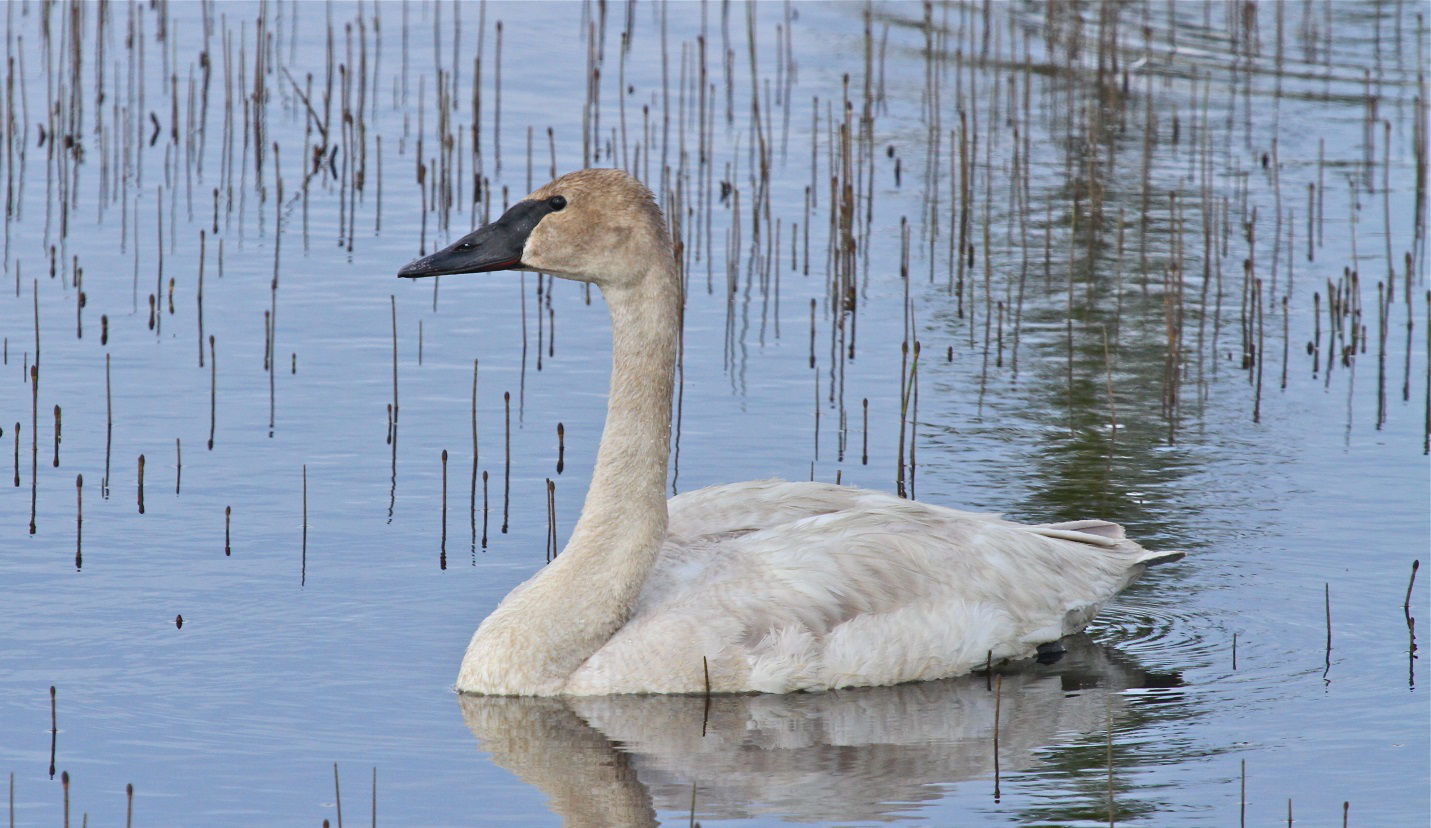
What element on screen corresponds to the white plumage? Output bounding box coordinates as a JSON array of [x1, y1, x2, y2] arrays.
[[566, 479, 1179, 694], [400, 168, 1183, 697]]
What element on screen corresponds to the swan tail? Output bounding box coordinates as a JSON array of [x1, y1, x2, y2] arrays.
[[1030, 520, 1125, 547], [1136, 549, 1187, 567], [1033, 520, 1187, 567], [1036, 519, 1126, 540]]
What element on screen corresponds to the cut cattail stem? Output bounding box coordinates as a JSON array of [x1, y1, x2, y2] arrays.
[[302, 465, 309, 586], [197, 230, 206, 367], [993, 673, 1002, 801], [390, 296, 400, 424], [208, 336, 217, 449], [471, 359, 480, 552], [556, 422, 565, 474], [75, 474, 82, 569], [104, 356, 112, 495], [48, 685, 56, 778], [503, 391, 511, 534], [861, 398, 868, 465], [440, 449, 449, 569], [334, 763, 344, 828], [1324, 582, 1332, 675], [809, 298, 817, 368], [225, 506, 232, 556], [29, 365, 37, 534], [546, 478, 556, 562], [1240, 759, 1246, 825], [137, 454, 146, 514]]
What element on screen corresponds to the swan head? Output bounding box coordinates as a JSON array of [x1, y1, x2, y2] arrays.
[[396, 168, 670, 287]]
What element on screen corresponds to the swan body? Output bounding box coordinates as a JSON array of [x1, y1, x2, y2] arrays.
[[397, 168, 1183, 696], [565, 480, 1178, 694]]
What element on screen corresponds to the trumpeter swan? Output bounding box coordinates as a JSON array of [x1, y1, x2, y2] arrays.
[[398, 168, 1183, 696]]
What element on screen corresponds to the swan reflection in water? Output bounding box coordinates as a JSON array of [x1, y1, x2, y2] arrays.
[[458, 634, 1184, 826]]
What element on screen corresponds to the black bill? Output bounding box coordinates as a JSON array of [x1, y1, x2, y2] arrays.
[[397, 198, 558, 278]]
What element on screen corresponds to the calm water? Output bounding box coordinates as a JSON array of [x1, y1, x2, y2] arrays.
[[1, 2, 1427, 825]]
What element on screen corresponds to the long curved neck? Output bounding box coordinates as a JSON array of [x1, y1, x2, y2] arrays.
[[459, 251, 679, 695], [572, 265, 679, 550]]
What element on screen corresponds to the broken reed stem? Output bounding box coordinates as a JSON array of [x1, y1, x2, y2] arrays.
[[301, 464, 308, 586], [556, 422, 565, 474], [1324, 582, 1332, 676], [390, 295, 399, 426], [896, 341, 908, 496], [502, 391, 511, 534], [333, 762, 343, 828], [197, 230, 205, 367], [440, 449, 449, 568], [861, 397, 868, 465], [480, 358, 486, 554], [545, 478, 556, 562], [1240, 759, 1246, 826], [1407, 560, 1420, 611], [1106, 694, 1114, 826], [993, 673, 1002, 801], [481, 469, 489, 549], [208, 336, 216, 449], [29, 363, 37, 534], [74, 474, 82, 569], [137, 454, 145, 514]]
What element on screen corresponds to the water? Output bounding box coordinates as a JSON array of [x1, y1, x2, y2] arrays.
[[1, 1, 1427, 825]]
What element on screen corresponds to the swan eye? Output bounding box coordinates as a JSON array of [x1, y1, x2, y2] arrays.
[[548, 195, 567, 212], [456, 242, 472, 251]]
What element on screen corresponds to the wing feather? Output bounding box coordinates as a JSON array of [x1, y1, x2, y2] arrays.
[[562, 481, 1173, 694]]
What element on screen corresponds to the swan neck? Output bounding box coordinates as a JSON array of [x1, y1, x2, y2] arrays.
[[457, 252, 679, 695], [580, 268, 678, 526]]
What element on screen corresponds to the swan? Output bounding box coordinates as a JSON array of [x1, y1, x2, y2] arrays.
[[398, 168, 1184, 696]]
